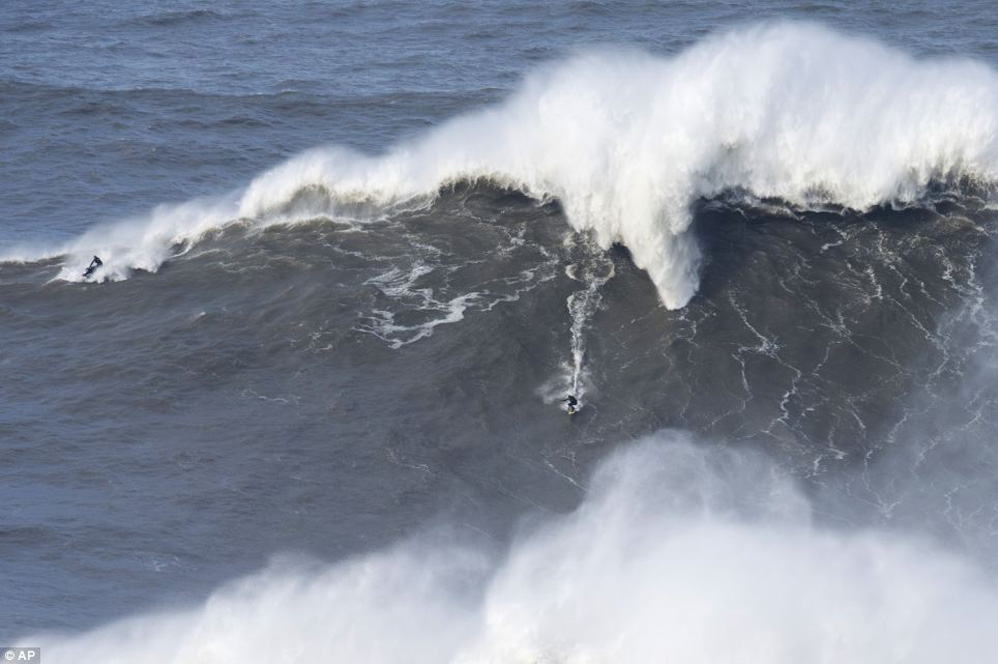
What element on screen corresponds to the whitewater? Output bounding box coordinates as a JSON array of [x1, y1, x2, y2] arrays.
[[8, 22, 998, 308], [22, 437, 998, 663]]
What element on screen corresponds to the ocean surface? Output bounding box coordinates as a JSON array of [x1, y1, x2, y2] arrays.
[[5, 1, 998, 660]]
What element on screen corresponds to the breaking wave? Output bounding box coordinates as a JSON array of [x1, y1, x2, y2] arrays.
[[8, 22, 998, 308], [23, 435, 998, 663]]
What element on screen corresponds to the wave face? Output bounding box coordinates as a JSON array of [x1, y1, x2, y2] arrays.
[[24, 437, 998, 663], [10, 22, 998, 307]]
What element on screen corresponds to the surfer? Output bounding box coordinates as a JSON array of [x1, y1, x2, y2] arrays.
[[83, 255, 103, 279], [563, 394, 579, 414]]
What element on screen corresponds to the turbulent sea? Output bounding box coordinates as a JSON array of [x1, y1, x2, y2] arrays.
[[7, 1, 998, 661]]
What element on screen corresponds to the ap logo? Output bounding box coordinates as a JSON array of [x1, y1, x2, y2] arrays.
[[1, 649, 39, 662]]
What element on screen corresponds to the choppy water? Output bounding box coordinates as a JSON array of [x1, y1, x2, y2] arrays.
[[5, 1, 998, 660]]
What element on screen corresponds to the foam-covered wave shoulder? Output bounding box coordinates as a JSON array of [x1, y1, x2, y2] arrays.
[[11, 22, 998, 306]]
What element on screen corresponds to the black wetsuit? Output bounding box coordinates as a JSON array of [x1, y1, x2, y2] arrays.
[[564, 395, 579, 410], [83, 256, 103, 278]]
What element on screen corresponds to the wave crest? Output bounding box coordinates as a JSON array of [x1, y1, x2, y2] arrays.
[[11, 22, 998, 307]]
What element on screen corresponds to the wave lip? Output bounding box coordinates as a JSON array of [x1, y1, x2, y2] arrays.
[[10, 22, 998, 307], [236, 21, 998, 308]]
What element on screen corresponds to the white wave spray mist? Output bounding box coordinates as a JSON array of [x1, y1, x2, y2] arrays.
[[23, 433, 998, 663]]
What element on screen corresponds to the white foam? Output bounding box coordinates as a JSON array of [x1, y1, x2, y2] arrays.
[[9, 22, 998, 307], [24, 434, 998, 662]]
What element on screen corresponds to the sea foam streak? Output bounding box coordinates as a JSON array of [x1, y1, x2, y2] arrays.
[[23, 434, 998, 663], [8, 22, 998, 307]]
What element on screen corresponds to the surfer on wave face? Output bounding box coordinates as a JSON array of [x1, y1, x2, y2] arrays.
[[564, 394, 579, 414]]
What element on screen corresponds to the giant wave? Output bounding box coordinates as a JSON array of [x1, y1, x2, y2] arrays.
[[7, 22, 998, 308]]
